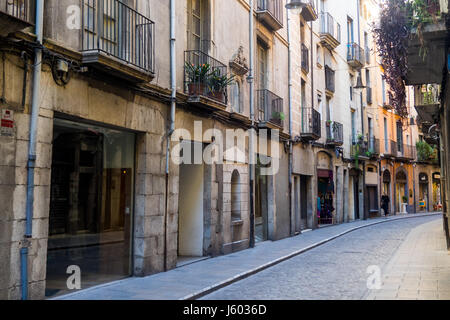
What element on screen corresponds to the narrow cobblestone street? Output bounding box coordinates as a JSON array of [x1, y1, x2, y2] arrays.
[[202, 215, 449, 300], [55, 213, 448, 300]]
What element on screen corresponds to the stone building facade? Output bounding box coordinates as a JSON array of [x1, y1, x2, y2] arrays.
[[0, 0, 443, 300]]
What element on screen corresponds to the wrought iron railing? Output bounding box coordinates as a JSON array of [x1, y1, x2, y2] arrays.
[[0, 0, 33, 22], [326, 121, 343, 145], [319, 12, 341, 43], [257, 89, 284, 128], [347, 42, 365, 65], [381, 139, 397, 156], [414, 84, 440, 106], [256, 0, 284, 27], [301, 44, 309, 74], [351, 137, 380, 158], [369, 137, 380, 155], [325, 65, 335, 93], [301, 108, 321, 138], [397, 144, 416, 160], [81, 0, 155, 73], [184, 50, 228, 104]]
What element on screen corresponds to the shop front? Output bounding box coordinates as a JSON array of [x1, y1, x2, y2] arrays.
[[45, 118, 136, 297], [317, 169, 334, 225]]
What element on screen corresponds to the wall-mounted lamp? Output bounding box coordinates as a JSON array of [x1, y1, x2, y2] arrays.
[[285, 0, 308, 14]]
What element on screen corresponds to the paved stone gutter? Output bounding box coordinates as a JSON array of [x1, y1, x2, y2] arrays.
[[55, 212, 442, 300]]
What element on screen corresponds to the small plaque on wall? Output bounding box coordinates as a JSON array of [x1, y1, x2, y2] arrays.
[[1, 109, 14, 137]]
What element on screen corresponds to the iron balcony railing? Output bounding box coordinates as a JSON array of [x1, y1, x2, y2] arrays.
[[366, 87, 373, 104], [0, 0, 33, 22], [326, 121, 344, 145], [256, 0, 283, 28], [301, 44, 309, 74], [325, 65, 335, 93], [396, 144, 416, 160], [381, 139, 397, 156], [351, 137, 380, 158], [319, 12, 341, 43], [257, 89, 284, 128], [184, 50, 228, 104], [414, 84, 440, 106], [347, 42, 365, 66], [369, 137, 380, 155], [301, 108, 321, 139], [81, 0, 155, 73]]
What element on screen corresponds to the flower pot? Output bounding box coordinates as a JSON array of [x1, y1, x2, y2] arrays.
[[188, 83, 206, 96], [208, 90, 225, 103]]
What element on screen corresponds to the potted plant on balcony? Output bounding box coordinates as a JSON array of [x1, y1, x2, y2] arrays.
[[272, 111, 286, 124], [207, 70, 235, 103], [185, 63, 211, 96]]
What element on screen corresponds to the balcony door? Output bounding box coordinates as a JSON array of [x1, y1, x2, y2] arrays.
[[188, 0, 211, 55], [257, 42, 268, 121]]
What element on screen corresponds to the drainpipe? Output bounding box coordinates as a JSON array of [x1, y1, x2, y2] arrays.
[[248, 0, 255, 248], [356, 0, 367, 220], [164, 0, 177, 272], [22, 0, 44, 300], [287, 8, 293, 236]]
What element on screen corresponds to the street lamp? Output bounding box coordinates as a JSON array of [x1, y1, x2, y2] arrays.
[[285, 0, 308, 14], [354, 72, 366, 91]]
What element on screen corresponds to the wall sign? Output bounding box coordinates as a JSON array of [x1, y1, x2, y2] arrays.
[[1, 109, 14, 136]]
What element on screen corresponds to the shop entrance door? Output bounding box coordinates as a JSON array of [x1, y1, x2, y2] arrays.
[[46, 119, 135, 297]]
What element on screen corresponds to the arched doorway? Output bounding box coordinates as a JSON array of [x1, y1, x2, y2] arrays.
[[418, 173, 429, 212], [395, 170, 408, 213]]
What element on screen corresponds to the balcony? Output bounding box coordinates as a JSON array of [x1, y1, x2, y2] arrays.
[[325, 65, 335, 94], [347, 43, 365, 69], [184, 50, 229, 110], [351, 137, 380, 159], [366, 87, 372, 105], [0, 0, 34, 37], [256, 0, 283, 31], [319, 13, 341, 50], [326, 121, 343, 146], [380, 139, 396, 157], [300, 0, 318, 22], [405, 1, 447, 85], [300, 108, 321, 141], [301, 44, 309, 74], [81, 0, 155, 83], [396, 144, 416, 161], [257, 89, 284, 129], [414, 84, 440, 125]]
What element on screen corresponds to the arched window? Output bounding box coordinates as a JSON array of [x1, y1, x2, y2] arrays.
[[231, 170, 241, 221], [229, 80, 242, 113]]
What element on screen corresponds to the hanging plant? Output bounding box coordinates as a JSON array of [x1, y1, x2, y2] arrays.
[[372, 0, 410, 118]]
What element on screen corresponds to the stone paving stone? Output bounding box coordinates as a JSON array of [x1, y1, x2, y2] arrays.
[[54, 213, 443, 300]]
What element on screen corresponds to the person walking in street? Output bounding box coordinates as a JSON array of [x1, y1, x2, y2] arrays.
[[381, 194, 390, 216]]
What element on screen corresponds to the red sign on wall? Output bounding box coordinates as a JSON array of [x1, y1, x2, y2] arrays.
[[1, 109, 14, 136]]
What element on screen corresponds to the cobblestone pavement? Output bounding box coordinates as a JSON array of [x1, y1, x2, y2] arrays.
[[56, 213, 441, 300], [365, 219, 450, 300], [202, 216, 447, 300]]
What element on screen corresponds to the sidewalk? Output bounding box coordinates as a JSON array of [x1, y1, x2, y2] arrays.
[[365, 217, 450, 300], [56, 212, 442, 300]]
